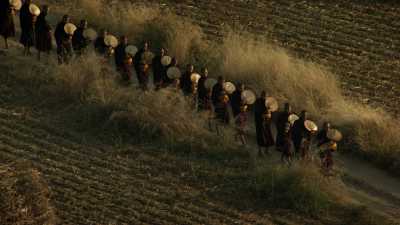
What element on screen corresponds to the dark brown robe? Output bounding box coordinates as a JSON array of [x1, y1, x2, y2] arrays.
[[35, 12, 52, 52]]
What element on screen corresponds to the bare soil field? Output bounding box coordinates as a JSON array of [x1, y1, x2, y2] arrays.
[[135, 0, 400, 115]]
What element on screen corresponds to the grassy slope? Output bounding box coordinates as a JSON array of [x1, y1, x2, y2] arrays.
[[1, 40, 397, 224], [137, 0, 400, 116]]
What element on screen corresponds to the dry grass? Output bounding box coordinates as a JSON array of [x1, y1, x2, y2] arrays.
[[0, 162, 57, 225], [52, 0, 207, 64], [217, 32, 400, 175]]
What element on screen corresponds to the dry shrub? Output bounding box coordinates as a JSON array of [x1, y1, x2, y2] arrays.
[[45, 52, 229, 149], [219, 33, 342, 117], [0, 162, 57, 225], [250, 163, 334, 214]]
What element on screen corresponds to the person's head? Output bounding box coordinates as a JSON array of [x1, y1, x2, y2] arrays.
[[120, 35, 128, 45], [218, 76, 225, 84], [186, 64, 194, 73], [202, 67, 208, 77], [41, 5, 49, 15], [300, 110, 307, 120], [260, 90, 267, 99], [323, 122, 331, 131], [160, 47, 165, 56], [79, 19, 88, 29], [284, 102, 291, 113], [62, 14, 70, 23]]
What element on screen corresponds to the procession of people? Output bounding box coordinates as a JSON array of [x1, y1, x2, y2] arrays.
[[0, 0, 343, 174]]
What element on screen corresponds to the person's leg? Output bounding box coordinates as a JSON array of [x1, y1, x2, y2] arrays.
[[240, 134, 246, 146], [4, 37, 8, 49]]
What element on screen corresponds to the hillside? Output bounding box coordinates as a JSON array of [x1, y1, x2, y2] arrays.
[[1, 0, 400, 224]]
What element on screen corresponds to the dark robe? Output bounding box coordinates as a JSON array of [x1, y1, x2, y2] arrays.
[[120, 61, 133, 82], [133, 48, 144, 75], [35, 12, 52, 52], [59, 35, 73, 64], [55, 21, 67, 55], [180, 71, 192, 96], [317, 129, 330, 147], [114, 43, 126, 70], [72, 27, 90, 55], [254, 97, 274, 147], [94, 35, 107, 55], [0, 2, 15, 39], [291, 119, 310, 152], [211, 83, 224, 106], [197, 76, 208, 110], [275, 111, 291, 147], [259, 118, 275, 147], [152, 55, 166, 87], [19, 2, 30, 31], [215, 101, 230, 124], [230, 89, 242, 117], [281, 131, 293, 157], [19, 3, 35, 47]]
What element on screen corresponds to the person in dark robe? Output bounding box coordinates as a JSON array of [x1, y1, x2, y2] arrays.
[[133, 41, 148, 77], [72, 19, 90, 56], [114, 35, 128, 72], [152, 47, 167, 90], [19, 0, 31, 31], [317, 122, 331, 147], [120, 54, 133, 84], [254, 91, 274, 156], [0, 1, 16, 49], [20, 0, 36, 55], [281, 122, 293, 166], [212, 76, 225, 107], [214, 91, 230, 135], [94, 29, 108, 55], [35, 5, 52, 60], [291, 110, 311, 157], [58, 24, 73, 64], [230, 83, 244, 117], [197, 67, 209, 111], [275, 102, 292, 151], [54, 15, 70, 63], [235, 104, 248, 146], [180, 64, 194, 96]]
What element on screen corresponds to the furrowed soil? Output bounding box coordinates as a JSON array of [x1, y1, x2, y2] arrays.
[[132, 0, 400, 116]]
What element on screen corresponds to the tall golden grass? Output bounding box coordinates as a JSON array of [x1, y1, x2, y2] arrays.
[[218, 33, 400, 175], [0, 162, 57, 225]]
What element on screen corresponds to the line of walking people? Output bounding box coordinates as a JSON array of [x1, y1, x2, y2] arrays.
[[0, 0, 343, 174]]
